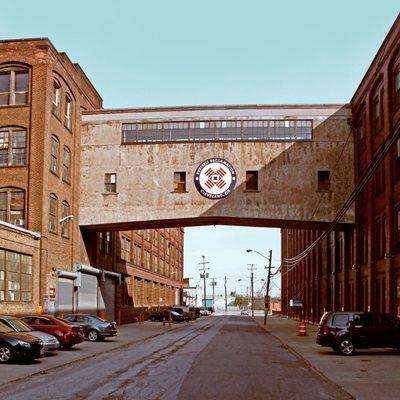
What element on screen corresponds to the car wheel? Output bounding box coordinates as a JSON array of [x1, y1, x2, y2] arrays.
[[87, 330, 99, 342], [337, 339, 355, 356], [0, 345, 12, 363]]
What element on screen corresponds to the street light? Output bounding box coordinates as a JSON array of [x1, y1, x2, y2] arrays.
[[246, 248, 273, 325]]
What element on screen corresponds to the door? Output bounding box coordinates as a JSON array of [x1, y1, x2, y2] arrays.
[[353, 313, 376, 348], [57, 277, 74, 314], [77, 273, 98, 314], [99, 277, 116, 321]]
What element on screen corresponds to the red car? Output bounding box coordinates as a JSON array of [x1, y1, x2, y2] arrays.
[[21, 315, 84, 349]]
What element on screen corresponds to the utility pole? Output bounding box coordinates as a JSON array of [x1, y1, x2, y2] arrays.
[[210, 278, 217, 310], [199, 256, 210, 311], [264, 250, 273, 325], [247, 264, 257, 317], [224, 276, 228, 312]]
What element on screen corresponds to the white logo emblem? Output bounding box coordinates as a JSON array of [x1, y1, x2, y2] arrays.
[[194, 158, 237, 199]]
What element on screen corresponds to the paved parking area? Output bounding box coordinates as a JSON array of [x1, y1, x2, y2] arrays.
[[255, 315, 400, 400], [0, 320, 187, 385]]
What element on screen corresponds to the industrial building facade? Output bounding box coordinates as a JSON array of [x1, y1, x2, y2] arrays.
[[0, 38, 183, 322], [281, 16, 400, 322]]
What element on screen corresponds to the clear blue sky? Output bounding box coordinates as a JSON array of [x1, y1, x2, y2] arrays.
[[1, 1, 398, 297]]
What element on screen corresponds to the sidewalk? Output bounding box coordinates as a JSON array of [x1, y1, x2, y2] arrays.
[[0, 320, 186, 386], [254, 315, 400, 400]]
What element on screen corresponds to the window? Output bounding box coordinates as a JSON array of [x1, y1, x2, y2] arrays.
[[121, 119, 313, 144], [62, 146, 71, 183], [0, 249, 32, 302], [64, 94, 73, 130], [0, 188, 25, 227], [173, 172, 186, 192], [396, 209, 400, 253], [374, 163, 385, 194], [374, 216, 386, 259], [105, 232, 112, 254], [392, 50, 400, 111], [145, 250, 151, 269], [372, 85, 384, 133], [245, 171, 258, 190], [121, 236, 131, 262], [98, 232, 104, 252], [332, 314, 349, 327], [61, 201, 70, 239], [0, 127, 27, 166], [135, 244, 142, 266], [356, 106, 367, 152], [0, 66, 29, 106], [49, 194, 58, 233], [317, 170, 330, 191], [104, 173, 116, 193], [50, 135, 59, 175], [52, 79, 61, 117]]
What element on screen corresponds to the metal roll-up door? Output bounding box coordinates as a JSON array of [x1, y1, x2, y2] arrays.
[[99, 277, 116, 321], [57, 277, 74, 314], [77, 273, 99, 314]]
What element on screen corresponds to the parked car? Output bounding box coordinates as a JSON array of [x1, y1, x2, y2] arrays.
[[317, 311, 400, 356], [0, 316, 59, 353], [63, 314, 117, 342], [149, 310, 185, 323], [21, 315, 84, 349], [172, 307, 194, 321], [189, 307, 202, 318], [0, 321, 44, 363]]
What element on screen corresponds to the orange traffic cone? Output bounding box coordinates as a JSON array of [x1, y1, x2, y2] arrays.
[[298, 321, 308, 336]]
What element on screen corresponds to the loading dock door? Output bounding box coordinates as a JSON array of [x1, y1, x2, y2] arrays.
[[99, 277, 116, 321], [57, 277, 74, 314], [77, 273, 99, 314]]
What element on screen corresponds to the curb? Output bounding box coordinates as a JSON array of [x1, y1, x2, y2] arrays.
[[1, 320, 192, 388], [252, 317, 355, 400]]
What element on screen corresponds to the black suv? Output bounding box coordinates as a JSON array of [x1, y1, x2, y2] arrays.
[[317, 311, 400, 355]]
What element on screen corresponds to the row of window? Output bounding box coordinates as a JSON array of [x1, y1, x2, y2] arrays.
[[103, 170, 331, 194], [0, 68, 75, 134], [52, 79, 73, 131], [121, 120, 313, 144], [50, 135, 71, 183], [0, 249, 32, 302], [355, 49, 400, 146], [359, 209, 400, 264], [49, 194, 70, 238]]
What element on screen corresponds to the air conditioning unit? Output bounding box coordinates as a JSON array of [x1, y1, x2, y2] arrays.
[[15, 219, 25, 227]]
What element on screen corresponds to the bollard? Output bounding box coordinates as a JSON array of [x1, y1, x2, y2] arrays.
[[298, 320, 308, 336]]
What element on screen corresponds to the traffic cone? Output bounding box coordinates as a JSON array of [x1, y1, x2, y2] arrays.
[[298, 321, 308, 336]]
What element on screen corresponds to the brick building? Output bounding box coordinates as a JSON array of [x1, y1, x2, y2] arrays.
[[281, 15, 400, 322], [0, 38, 184, 320]]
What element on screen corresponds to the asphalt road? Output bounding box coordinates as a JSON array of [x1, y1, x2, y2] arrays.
[[1, 315, 351, 400]]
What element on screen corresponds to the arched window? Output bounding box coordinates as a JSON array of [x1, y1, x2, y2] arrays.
[[49, 193, 58, 233], [62, 146, 71, 183], [0, 127, 27, 166], [50, 135, 59, 175], [61, 200, 70, 238], [0, 187, 25, 227], [0, 66, 29, 106], [64, 93, 73, 131], [52, 78, 61, 117]]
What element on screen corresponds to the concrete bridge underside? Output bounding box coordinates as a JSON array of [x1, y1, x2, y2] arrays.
[[79, 105, 354, 232]]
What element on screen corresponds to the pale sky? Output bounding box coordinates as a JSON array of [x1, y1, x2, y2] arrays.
[[1, 1, 398, 298]]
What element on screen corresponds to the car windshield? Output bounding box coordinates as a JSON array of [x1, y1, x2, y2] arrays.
[[0, 321, 14, 333], [9, 319, 32, 332]]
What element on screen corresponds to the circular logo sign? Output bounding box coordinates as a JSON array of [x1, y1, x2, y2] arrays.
[[194, 158, 237, 199]]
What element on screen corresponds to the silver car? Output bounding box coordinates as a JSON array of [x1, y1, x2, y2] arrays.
[[0, 316, 59, 352]]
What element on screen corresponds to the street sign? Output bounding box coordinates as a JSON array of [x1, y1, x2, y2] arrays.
[[290, 299, 303, 307]]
